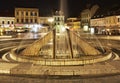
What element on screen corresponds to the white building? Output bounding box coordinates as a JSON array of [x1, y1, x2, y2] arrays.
[[90, 15, 120, 35], [0, 17, 15, 28], [53, 11, 65, 33]]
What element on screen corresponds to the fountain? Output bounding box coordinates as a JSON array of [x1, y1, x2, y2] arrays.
[[6, 0, 113, 65], [7, 10, 113, 66], [1, 0, 120, 77]]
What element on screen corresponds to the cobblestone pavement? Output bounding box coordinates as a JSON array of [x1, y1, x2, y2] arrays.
[[0, 60, 120, 83], [0, 74, 120, 83]]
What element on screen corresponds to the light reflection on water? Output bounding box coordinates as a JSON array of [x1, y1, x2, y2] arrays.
[[60, 0, 68, 18]]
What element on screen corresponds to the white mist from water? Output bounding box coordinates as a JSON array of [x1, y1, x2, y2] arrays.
[[60, 0, 68, 18]]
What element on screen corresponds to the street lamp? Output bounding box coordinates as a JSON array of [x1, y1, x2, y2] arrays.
[[48, 18, 54, 30]]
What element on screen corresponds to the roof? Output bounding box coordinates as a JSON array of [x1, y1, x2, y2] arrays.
[[15, 7, 39, 11]]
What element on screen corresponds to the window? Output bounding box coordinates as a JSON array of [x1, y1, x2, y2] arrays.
[[35, 19, 37, 23], [25, 19, 28, 23], [34, 12, 37, 16], [26, 12, 28, 16], [31, 12, 33, 16], [17, 19, 19, 23], [11, 21, 14, 24], [2, 21, 4, 24], [8, 21, 10, 24], [21, 19, 24, 23], [30, 19, 33, 23], [118, 18, 120, 22], [55, 17, 57, 21], [58, 18, 60, 21]]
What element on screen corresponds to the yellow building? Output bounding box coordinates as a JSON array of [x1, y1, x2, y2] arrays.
[[67, 18, 81, 30], [0, 17, 15, 32], [38, 17, 53, 24], [0, 17, 15, 28], [15, 8, 39, 24]]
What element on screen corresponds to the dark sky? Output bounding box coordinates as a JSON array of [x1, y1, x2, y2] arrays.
[[0, 0, 120, 17]]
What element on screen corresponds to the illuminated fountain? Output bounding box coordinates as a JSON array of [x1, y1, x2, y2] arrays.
[[6, 10, 114, 66], [3, 0, 115, 66], [1, 0, 119, 77], [2, 0, 116, 66]]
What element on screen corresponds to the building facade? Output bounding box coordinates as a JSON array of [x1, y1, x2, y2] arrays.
[[80, 5, 99, 32], [81, 9, 91, 28], [0, 17, 15, 28], [37, 17, 54, 32], [15, 8, 39, 24], [38, 17, 53, 24], [66, 18, 81, 30], [90, 15, 120, 35], [53, 11, 65, 33], [0, 8, 54, 33]]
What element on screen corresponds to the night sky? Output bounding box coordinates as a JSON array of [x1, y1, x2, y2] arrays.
[[0, 0, 120, 17]]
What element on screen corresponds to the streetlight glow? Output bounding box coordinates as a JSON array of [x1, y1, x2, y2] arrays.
[[48, 18, 54, 23]]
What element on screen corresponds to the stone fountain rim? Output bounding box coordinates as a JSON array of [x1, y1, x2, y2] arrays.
[[9, 46, 113, 66]]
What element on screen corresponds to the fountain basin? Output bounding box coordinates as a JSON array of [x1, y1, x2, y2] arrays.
[[9, 47, 112, 66]]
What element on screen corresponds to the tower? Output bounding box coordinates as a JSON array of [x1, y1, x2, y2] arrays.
[[53, 11, 65, 33]]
